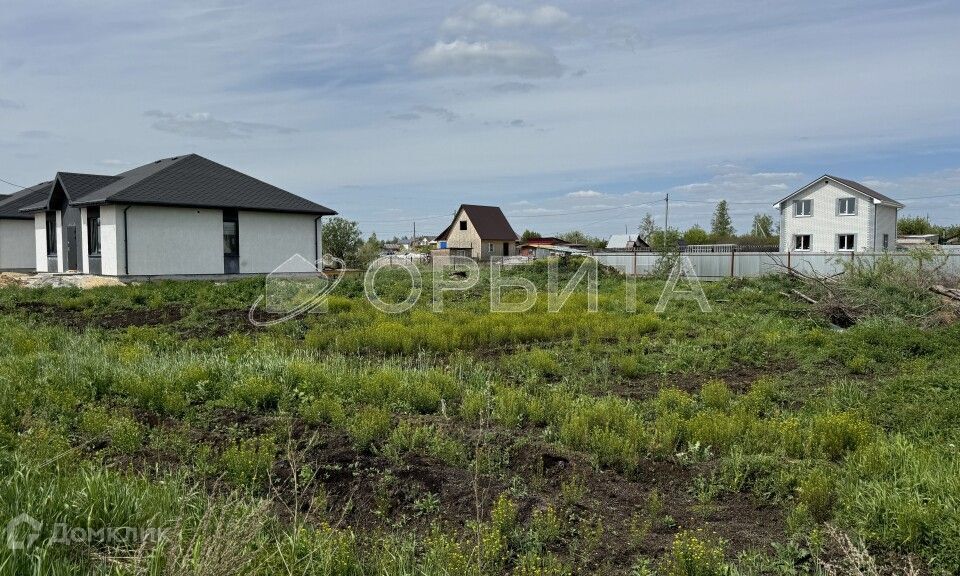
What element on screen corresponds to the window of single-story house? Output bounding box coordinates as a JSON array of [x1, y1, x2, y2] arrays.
[[45, 212, 57, 255]]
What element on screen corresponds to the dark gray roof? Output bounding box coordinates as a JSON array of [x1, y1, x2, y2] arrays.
[[73, 154, 336, 215], [59, 172, 122, 200], [0, 181, 53, 219], [436, 204, 518, 240], [20, 154, 336, 216], [775, 174, 904, 208], [825, 175, 904, 207]]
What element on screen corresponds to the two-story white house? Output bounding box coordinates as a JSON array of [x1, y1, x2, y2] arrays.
[[774, 175, 903, 253]]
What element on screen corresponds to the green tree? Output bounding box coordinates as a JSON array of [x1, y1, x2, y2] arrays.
[[750, 213, 775, 238], [649, 228, 681, 251], [322, 217, 363, 266], [559, 230, 606, 250], [520, 229, 542, 242], [639, 212, 657, 242], [898, 216, 935, 236], [682, 225, 710, 245], [355, 233, 382, 267], [710, 201, 735, 238]]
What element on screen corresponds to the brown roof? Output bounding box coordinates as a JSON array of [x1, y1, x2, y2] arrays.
[[436, 204, 518, 241]]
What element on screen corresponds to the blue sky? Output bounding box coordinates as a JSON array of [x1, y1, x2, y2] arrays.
[[2, 0, 959, 239]]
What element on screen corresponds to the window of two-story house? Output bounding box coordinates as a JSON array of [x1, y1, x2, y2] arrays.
[[793, 199, 812, 217], [459, 220, 467, 230], [793, 235, 811, 251], [837, 197, 857, 215], [838, 234, 856, 251]]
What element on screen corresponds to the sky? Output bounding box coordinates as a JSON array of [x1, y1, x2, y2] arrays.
[[2, 0, 959, 240]]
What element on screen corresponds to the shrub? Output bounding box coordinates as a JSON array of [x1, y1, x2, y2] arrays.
[[78, 407, 144, 455], [220, 436, 275, 488], [380, 421, 467, 466], [227, 376, 282, 411], [701, 380, 733, 411], [654, 388, 694, 418], [807, 412, 873, 461], [662, 529, 729, 576], [797, 467, 836, 522], [347, 406, 391, 450], [300, 394, 346, 426]]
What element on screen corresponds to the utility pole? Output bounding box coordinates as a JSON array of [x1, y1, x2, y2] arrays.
[[663, 193, 670, 251], [412, 221, 416, 249]]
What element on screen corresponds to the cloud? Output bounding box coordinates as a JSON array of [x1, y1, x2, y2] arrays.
[[98, 159, 128, 167], [389, 112, 421, 121], [413, 105, 460, 122], [567, 189, 604, 198], [19, 130, 52, 139], [441, 4, 573, 33], [491, 81, 537, 93], [413, 40, 562, 78], [143, 110, 296, 140], [0, 98, 24, 110]]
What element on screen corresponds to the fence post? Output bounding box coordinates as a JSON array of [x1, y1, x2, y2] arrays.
[[730, 247, 736, 277], [633, 250, 637, 276], [787, 250, 792, 274]]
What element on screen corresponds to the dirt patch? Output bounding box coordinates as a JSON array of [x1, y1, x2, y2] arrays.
[[609, 362, 795, 401], [104, 408, 786, 574], [12, 301, 286, 337]]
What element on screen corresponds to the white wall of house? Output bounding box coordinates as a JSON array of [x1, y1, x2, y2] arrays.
[[0, 219, 36, 270], [117, 205, 223, 276], [33, 214, 48, 272], [238, 211, 318, 273], [875, 204, 898, 251], [99, 205, 120, 276], [778, 180, 895, 252]]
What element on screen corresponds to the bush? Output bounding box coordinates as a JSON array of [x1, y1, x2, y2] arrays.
[[347, 406, 391, 450], [227, 376, 282, 411], [300, 394, 346, 426], [700, 380, 732, 411], [220, 436, 275, 488], [380, 421, 466, 466], [662, 529, 729, 576], [797, 467, 836, 522], [808, 412, 873, 461]]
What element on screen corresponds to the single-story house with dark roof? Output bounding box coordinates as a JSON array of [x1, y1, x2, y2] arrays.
[[0, 181, 54, 270], [19, 154, 336, 276], [435, 204, 518, 260]]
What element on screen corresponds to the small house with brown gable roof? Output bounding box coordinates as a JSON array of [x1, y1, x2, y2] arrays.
[[436, 204, 518, 260]]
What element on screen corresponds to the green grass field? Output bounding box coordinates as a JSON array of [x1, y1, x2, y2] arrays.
[[0, 263, 958, 575]]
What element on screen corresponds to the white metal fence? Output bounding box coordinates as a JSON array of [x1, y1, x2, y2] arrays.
[[593, 251, 960, 280]]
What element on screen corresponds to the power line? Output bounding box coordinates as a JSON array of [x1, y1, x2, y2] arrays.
[[0, 176, 26, 190]]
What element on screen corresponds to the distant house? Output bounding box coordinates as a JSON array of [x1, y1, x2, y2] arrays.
[[0, 181, 51, 270], [519, 237, 571, 256], [774, 175, 903, 252], [20, 154, 336, 276], [435, 204, 518, 260], [605, 233, 650, 251], [897, 234, 939, 249]]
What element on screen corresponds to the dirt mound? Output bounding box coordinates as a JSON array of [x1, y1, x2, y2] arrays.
[[24, 274, 126, 289]]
